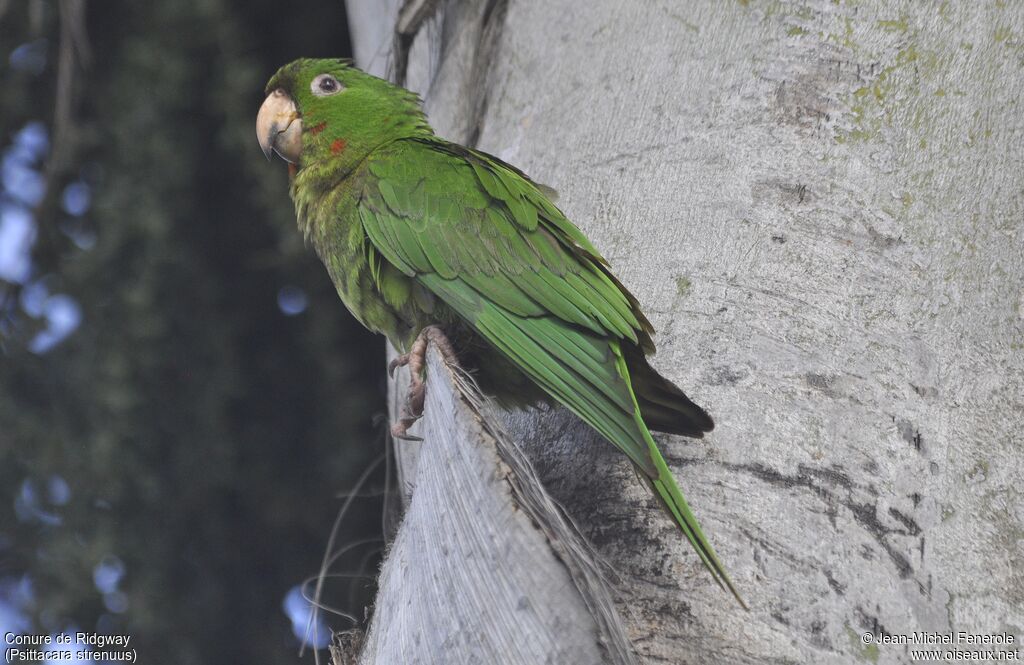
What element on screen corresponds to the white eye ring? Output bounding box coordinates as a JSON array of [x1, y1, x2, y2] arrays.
[[311, 74, 344, 97]]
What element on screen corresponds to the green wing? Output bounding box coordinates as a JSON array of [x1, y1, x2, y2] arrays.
[[358, 138, 743, 604], [359, 139, 658, 470]]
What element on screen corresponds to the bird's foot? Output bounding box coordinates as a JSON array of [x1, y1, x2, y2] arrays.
[[389, 326, 458, 441], [389, 416, 423, 442]]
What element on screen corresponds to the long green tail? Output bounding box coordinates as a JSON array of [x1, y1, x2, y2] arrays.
[[424, 276, 746, 605], [647, 459, 748, 609], [614, 344, 748, 609]]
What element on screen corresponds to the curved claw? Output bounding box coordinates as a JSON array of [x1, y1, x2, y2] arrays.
[[390, 418, 423, 442], [388, 353, 410, 379]]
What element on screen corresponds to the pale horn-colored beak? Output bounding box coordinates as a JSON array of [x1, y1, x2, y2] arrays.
[[256, 89, 302, 164]]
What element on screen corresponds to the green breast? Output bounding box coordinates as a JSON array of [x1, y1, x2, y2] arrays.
[[291, 167, 428, 350]]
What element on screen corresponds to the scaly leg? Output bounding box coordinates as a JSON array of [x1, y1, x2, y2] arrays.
[[388, 326, 458, 440]]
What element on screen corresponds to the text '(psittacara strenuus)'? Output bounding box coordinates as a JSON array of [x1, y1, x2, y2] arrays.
[[256, 58, 743, 606]]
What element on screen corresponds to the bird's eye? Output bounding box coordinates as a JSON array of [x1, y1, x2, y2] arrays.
[[311, 74, 344, 97]]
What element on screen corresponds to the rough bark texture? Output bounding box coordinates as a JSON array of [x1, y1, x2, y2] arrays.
[[348, 1, 1024, 663], [361, 349, 637, 664]]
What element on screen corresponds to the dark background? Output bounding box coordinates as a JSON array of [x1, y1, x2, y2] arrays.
[[0, 1, 389, 663]]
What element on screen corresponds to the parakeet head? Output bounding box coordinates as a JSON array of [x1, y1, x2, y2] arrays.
[[256, 58, 431, 167]]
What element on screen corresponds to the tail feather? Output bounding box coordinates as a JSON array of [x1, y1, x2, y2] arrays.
[[624, 344, 714, 437], [637, 397, 708, 438], [647, 462, 748, 609], [614, 342, 746, 609]]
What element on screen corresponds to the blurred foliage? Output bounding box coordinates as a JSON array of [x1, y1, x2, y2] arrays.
[[0, 1, 388, 662]]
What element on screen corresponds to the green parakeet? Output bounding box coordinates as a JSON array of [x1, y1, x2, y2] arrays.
[[257, 58, 744, 606]]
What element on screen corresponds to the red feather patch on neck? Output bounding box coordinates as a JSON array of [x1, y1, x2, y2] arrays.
[[330, 138, 347, 155]]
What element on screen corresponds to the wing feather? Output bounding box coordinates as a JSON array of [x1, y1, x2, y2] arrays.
[[359, 138, 659, 475]]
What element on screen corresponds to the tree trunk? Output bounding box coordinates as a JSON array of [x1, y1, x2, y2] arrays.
[[348, 1, 1024, 663]]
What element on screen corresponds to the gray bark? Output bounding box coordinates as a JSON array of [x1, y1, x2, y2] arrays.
[[361, 349, 637, 664], [347, 1, 1024, 663]]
